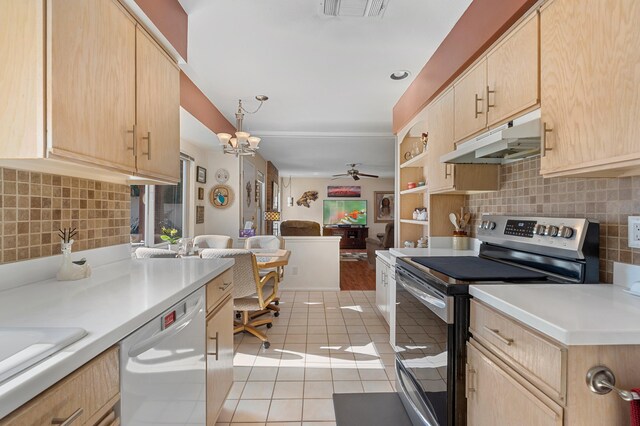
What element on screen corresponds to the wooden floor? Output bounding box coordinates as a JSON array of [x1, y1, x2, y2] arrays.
[[340, 259, 376, 291]]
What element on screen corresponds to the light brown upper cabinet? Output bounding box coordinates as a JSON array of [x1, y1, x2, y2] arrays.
[[486, 13, 539, 127], [135, 27, 181, 182], [47, 0, 137, 174], [454, 59, 487, 143], [427, 88, 499, 194], [0, 0, 180, 184], [540, 0, 640, 178]]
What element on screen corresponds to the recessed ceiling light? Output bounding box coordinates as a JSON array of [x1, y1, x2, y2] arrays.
[[390, 70, 410, 81]]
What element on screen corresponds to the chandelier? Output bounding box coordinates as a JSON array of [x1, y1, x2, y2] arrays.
[[217, 95, 268, 156]]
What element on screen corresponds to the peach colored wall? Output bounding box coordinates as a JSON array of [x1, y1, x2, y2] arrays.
[[134, 0, 188, 60], [392, 0, 537, 134], [180, 71, 236, 134]]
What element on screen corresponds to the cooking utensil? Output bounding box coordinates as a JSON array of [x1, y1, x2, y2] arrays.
[[449, 213, 460, 231], [460, 212, 471, 228]]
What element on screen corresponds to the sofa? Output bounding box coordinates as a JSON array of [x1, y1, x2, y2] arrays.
[[280, 220, 321, 236], [365, 223, 394, 268]]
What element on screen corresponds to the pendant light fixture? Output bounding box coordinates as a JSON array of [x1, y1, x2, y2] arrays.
[[217, 95, 268, 157], [283, 176, 294, 207]]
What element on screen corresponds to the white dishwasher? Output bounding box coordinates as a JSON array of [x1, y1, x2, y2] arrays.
[[120, 287, 206, 426]]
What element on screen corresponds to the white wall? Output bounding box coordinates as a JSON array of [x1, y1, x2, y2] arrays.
[[280, 177, 394, 236]]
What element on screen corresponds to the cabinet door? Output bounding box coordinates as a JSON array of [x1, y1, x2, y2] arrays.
[[206, 296, 234, 425], [466, 342, 562, 426], [135, 27, 180, 182], [540, 0, 640, 177], [47, 0, 136, 173], [426, 88, 455, 193], [487, 13, 539, 126], [0, 0, 44, 158], [454, 59, 487, 142], [375, 257, 388, 320]]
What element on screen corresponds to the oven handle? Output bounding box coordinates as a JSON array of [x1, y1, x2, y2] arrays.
[[396, 356, 438, 426], [396, 273, 446, 309]]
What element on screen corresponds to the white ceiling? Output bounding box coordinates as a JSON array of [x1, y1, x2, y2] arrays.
[[178, 0, 471, 176]]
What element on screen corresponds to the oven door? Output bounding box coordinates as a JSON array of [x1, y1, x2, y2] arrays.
[[395, 266, 453, 426]]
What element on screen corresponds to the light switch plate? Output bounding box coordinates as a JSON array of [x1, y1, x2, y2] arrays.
[[628, 216, 640, 248]]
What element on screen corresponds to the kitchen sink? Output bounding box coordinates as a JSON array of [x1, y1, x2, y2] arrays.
[[0, 327, 87, 384]]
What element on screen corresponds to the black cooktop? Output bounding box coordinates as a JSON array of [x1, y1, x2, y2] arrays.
[[410, 256, 547, 281]]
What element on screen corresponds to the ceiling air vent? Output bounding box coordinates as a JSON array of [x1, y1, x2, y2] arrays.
[[322, 0, 389, 17]]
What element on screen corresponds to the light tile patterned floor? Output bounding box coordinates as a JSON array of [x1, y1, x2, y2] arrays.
[[216, 290, 395, 426]]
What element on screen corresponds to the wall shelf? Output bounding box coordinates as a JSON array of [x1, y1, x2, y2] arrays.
[[400, 151, 427, 168], [400, 219, 429, 226], [400, 186, 428, 195]]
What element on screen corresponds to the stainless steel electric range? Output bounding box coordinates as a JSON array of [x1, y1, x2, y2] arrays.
[[394, 215, 600, 426]]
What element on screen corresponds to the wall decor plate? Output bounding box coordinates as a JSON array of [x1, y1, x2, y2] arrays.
[[215, 168, 230, 183], [209, 185, 234, 209]]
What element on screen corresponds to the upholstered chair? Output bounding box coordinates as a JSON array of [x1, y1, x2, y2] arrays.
[[194, 235, 233, 249]]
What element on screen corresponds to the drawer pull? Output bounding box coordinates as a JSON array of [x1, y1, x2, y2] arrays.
[[474, 93, 483, 118], [208, 331, 219, 360], [465, 363, 476, 399], [126, 125, 137, 156], [218, 281, 232, 291], [52, 408, 83, 425], [141, 131, 151, 159], [483, 326, 514, 346]]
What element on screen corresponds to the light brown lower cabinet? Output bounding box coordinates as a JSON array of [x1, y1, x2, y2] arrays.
[[0, 347, 120, 426], [466, 340, 563, 426], [468, 300, 640, 425], [206, 293, 234, 425]]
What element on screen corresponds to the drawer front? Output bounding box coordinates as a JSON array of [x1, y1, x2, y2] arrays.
[[1, 347, 119, 426], [470, 300, 566, 401], [206, 268, 233, 313]]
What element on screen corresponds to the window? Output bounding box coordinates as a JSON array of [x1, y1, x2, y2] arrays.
[[130, 158, 190, 247]]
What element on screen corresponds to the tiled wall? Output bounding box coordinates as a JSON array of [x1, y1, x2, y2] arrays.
[[0, 168, 130, 264], [465, 157, 640, 283]]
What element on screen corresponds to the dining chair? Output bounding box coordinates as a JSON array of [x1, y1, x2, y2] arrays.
[[200, 249, 278, 349], [194, 235, 233, 249], [244, 235, 285, 251], [134, 247, 178, 258], [244, 236, 285, 312]]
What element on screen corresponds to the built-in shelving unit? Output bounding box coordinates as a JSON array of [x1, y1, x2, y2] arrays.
[[399, 219, 429, 226], [400, 186, 427, 195], [399, 151, 427, 168]]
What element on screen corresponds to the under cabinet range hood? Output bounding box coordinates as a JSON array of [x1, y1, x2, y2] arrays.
[[440, 109, 541, 164]]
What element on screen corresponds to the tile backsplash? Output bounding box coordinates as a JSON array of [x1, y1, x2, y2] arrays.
[[0, 168, 130, 264], [465, 157, 640, 283]]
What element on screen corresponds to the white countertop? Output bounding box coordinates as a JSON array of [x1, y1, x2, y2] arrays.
[[0, 257, 233, 419], [470, 283, 640, 346]]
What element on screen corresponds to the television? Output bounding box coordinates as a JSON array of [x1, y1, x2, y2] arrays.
[[323, 200, 367, 226]]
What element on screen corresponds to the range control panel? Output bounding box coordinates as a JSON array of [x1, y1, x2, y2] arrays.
[[476, 215, 598, 259], [504, 220, 537, 238]]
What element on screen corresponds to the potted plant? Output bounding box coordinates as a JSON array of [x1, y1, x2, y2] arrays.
[[161, 227, 181, 251]]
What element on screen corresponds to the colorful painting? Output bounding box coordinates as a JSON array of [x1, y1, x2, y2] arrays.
[[374, 191, 394, 223], [327, 185, 361, 198]]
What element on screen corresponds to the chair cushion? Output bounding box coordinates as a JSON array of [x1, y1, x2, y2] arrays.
[[234, 296, 263, 311]]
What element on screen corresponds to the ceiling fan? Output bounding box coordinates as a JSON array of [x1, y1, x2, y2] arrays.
[[332, 163, 379, 181]]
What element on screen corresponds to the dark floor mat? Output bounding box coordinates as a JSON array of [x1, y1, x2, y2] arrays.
[[333, 392, 413, 426]]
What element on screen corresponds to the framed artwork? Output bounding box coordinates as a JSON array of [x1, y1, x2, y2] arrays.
[[196, 166, 207, 184], [327, 185, 361, 198], [209, 185, 233, 209], [197, 187, 204, 200], [374, 191, 394, 223], [195, 205, 205, 224]]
